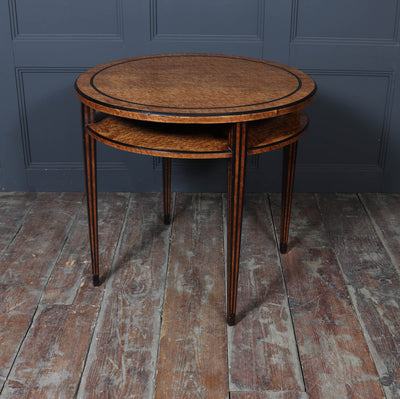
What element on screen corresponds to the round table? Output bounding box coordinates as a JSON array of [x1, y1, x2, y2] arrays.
[[75, 53, 316, 325]]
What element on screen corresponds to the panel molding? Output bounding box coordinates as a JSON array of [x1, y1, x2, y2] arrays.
[[16, 67, 35, 168], [15, 67, 127, 172], [150, 0, 265, 42], [27, 162, 127, 172], [294, 163, 383, 191], [8, 0, 124, 41], [297, 163, 383, 174], [304, 68, 395, 170], [152, 155, 260, 171], [15, 67, 83, 168], [290, 0, 400, 45]]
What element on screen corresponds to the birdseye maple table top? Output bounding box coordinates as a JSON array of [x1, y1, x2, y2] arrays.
[[75, 53, 316, 124]]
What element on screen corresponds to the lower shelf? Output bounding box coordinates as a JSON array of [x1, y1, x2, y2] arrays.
[[86, 111, 308, 159]]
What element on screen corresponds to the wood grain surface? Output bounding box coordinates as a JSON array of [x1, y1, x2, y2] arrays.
[[42, 192, 129, 306], [230, 392, 309, 399], [82, 105, 99, 286], [279, 142, 298, 253], [87, 112, 308, 159], [269, 193, 330, 251], [77, 193, 171, 399], [228, 194, 303, 392], [2, 193, 129, 398], [281, 247, 384, 398], [86, 112, 308, 159], [154, 194, 229, 398], [0, 192, 36, 255], [4, 304, 98, 399], [269, 194, 389, 398], [1, 193, 399, 398], [360, 193, 400, 270], [0, 193, 82, 390], [317, 194, 400, 398], [75, 54, 316, 123], [226, 122, 247, 326]]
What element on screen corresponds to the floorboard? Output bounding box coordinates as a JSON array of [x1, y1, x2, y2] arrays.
[[270, 194, 385, 398], [230, 392, 309, 399], [360, 193, 400, 271], [281, 247, 384, 398], [0, 192, 399, 398], [0, 192, 36, 255], [2, 193, 128, 398], [317, 193, 400, 398], [77, 193, 171, 399], [0, 193, 82, 393], [154, 193, 229, 399], [228, 194, 303, 393]]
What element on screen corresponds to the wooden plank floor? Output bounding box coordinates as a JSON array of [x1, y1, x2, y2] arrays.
[[0, 192, 399, 398]]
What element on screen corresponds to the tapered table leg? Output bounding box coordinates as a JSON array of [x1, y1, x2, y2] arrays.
[[280, 141, 298, 254], [227, 122, 247, 326], [162, 157, 171, 224], [82, 105, 99, 286]]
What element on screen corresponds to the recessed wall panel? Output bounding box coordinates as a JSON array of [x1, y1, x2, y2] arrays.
[[18, 70, 83, 165], [13, 0, 121, 37], [17, 70, 129, 170], [153, 0, 262, 39], [298, 73, 391, 167], [293, 0, 399, 41]]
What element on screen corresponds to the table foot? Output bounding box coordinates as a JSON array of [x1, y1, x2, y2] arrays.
[[227, 314, 236, 326], [280, 141, 298, 253], [93, 275, 100, 286]]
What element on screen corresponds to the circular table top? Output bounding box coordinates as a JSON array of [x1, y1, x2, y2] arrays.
[[75, 54, 316, 124]]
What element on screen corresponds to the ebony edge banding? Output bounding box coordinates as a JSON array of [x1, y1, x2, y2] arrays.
[[75, 83, 316, 119]]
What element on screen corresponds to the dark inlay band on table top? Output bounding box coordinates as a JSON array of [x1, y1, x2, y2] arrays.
[[75, 53, 316, 123]]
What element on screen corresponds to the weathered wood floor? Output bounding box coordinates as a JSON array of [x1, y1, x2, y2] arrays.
[[0, 192, 399, 398]]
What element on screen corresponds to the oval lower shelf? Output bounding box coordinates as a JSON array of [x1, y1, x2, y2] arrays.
[[86, 111, 308, 159]]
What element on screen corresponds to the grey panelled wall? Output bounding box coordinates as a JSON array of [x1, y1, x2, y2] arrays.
[[1, 0, 400, 192], [291, 0, 400, 192]]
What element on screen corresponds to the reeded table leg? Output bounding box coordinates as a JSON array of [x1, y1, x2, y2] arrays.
[[227, 122, 247, 326], [82, 105, 100, 286], [162, 157, 171, 225], [280, 141, 298, 254]]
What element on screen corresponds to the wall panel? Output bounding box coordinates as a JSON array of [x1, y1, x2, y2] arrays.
[[1, 0, 400, 191], [15, 69, 84, 166], [292, 0, 399, 43], [10, 0, 124, 40], [298, 72, 392, 166], [289, 0, 400, 191], [151, 0, 264, 40]]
